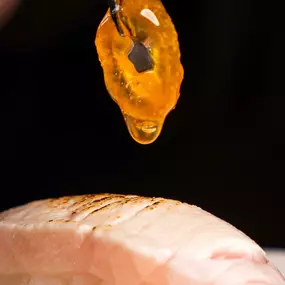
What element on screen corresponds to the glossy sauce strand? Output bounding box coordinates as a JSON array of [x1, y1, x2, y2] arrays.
[[95, 0, 184, 144]]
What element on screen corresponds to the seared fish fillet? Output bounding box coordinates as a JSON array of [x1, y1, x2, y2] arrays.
[[0, 193, 284, 285]]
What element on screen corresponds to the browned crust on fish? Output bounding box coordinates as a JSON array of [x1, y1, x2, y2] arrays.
[[46, 194, 165, 213], [0, 193, 189, 226]]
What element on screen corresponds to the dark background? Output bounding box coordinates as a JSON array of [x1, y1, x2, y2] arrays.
[[0, 0, 284, 248]]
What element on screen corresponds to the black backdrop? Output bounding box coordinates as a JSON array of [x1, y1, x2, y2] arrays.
[[0, 0, 284, 248]]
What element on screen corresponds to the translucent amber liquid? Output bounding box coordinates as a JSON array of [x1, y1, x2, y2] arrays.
[[95, 0, 184, 144]]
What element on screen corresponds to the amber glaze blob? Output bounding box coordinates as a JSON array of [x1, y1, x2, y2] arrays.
[[95, 0, 184, 144]]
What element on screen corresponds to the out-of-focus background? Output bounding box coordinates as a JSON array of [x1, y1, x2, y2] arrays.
[[0, 0, 284, 255], [265, 249, 285, 275]]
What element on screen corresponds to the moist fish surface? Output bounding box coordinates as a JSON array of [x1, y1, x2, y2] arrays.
[[0, 193, 284, 285]]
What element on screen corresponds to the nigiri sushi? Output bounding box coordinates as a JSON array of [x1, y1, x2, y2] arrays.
[[0, 193, 284, 285]]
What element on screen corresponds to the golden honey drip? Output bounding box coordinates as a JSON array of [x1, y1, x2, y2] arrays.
[[95, 0, 184, 144]]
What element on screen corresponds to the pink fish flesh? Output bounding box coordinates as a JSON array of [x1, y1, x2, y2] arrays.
[[0, 193, 284, 285]]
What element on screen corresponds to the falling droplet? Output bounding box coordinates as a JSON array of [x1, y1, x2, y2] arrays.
[[124, 114, 163, 144]]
